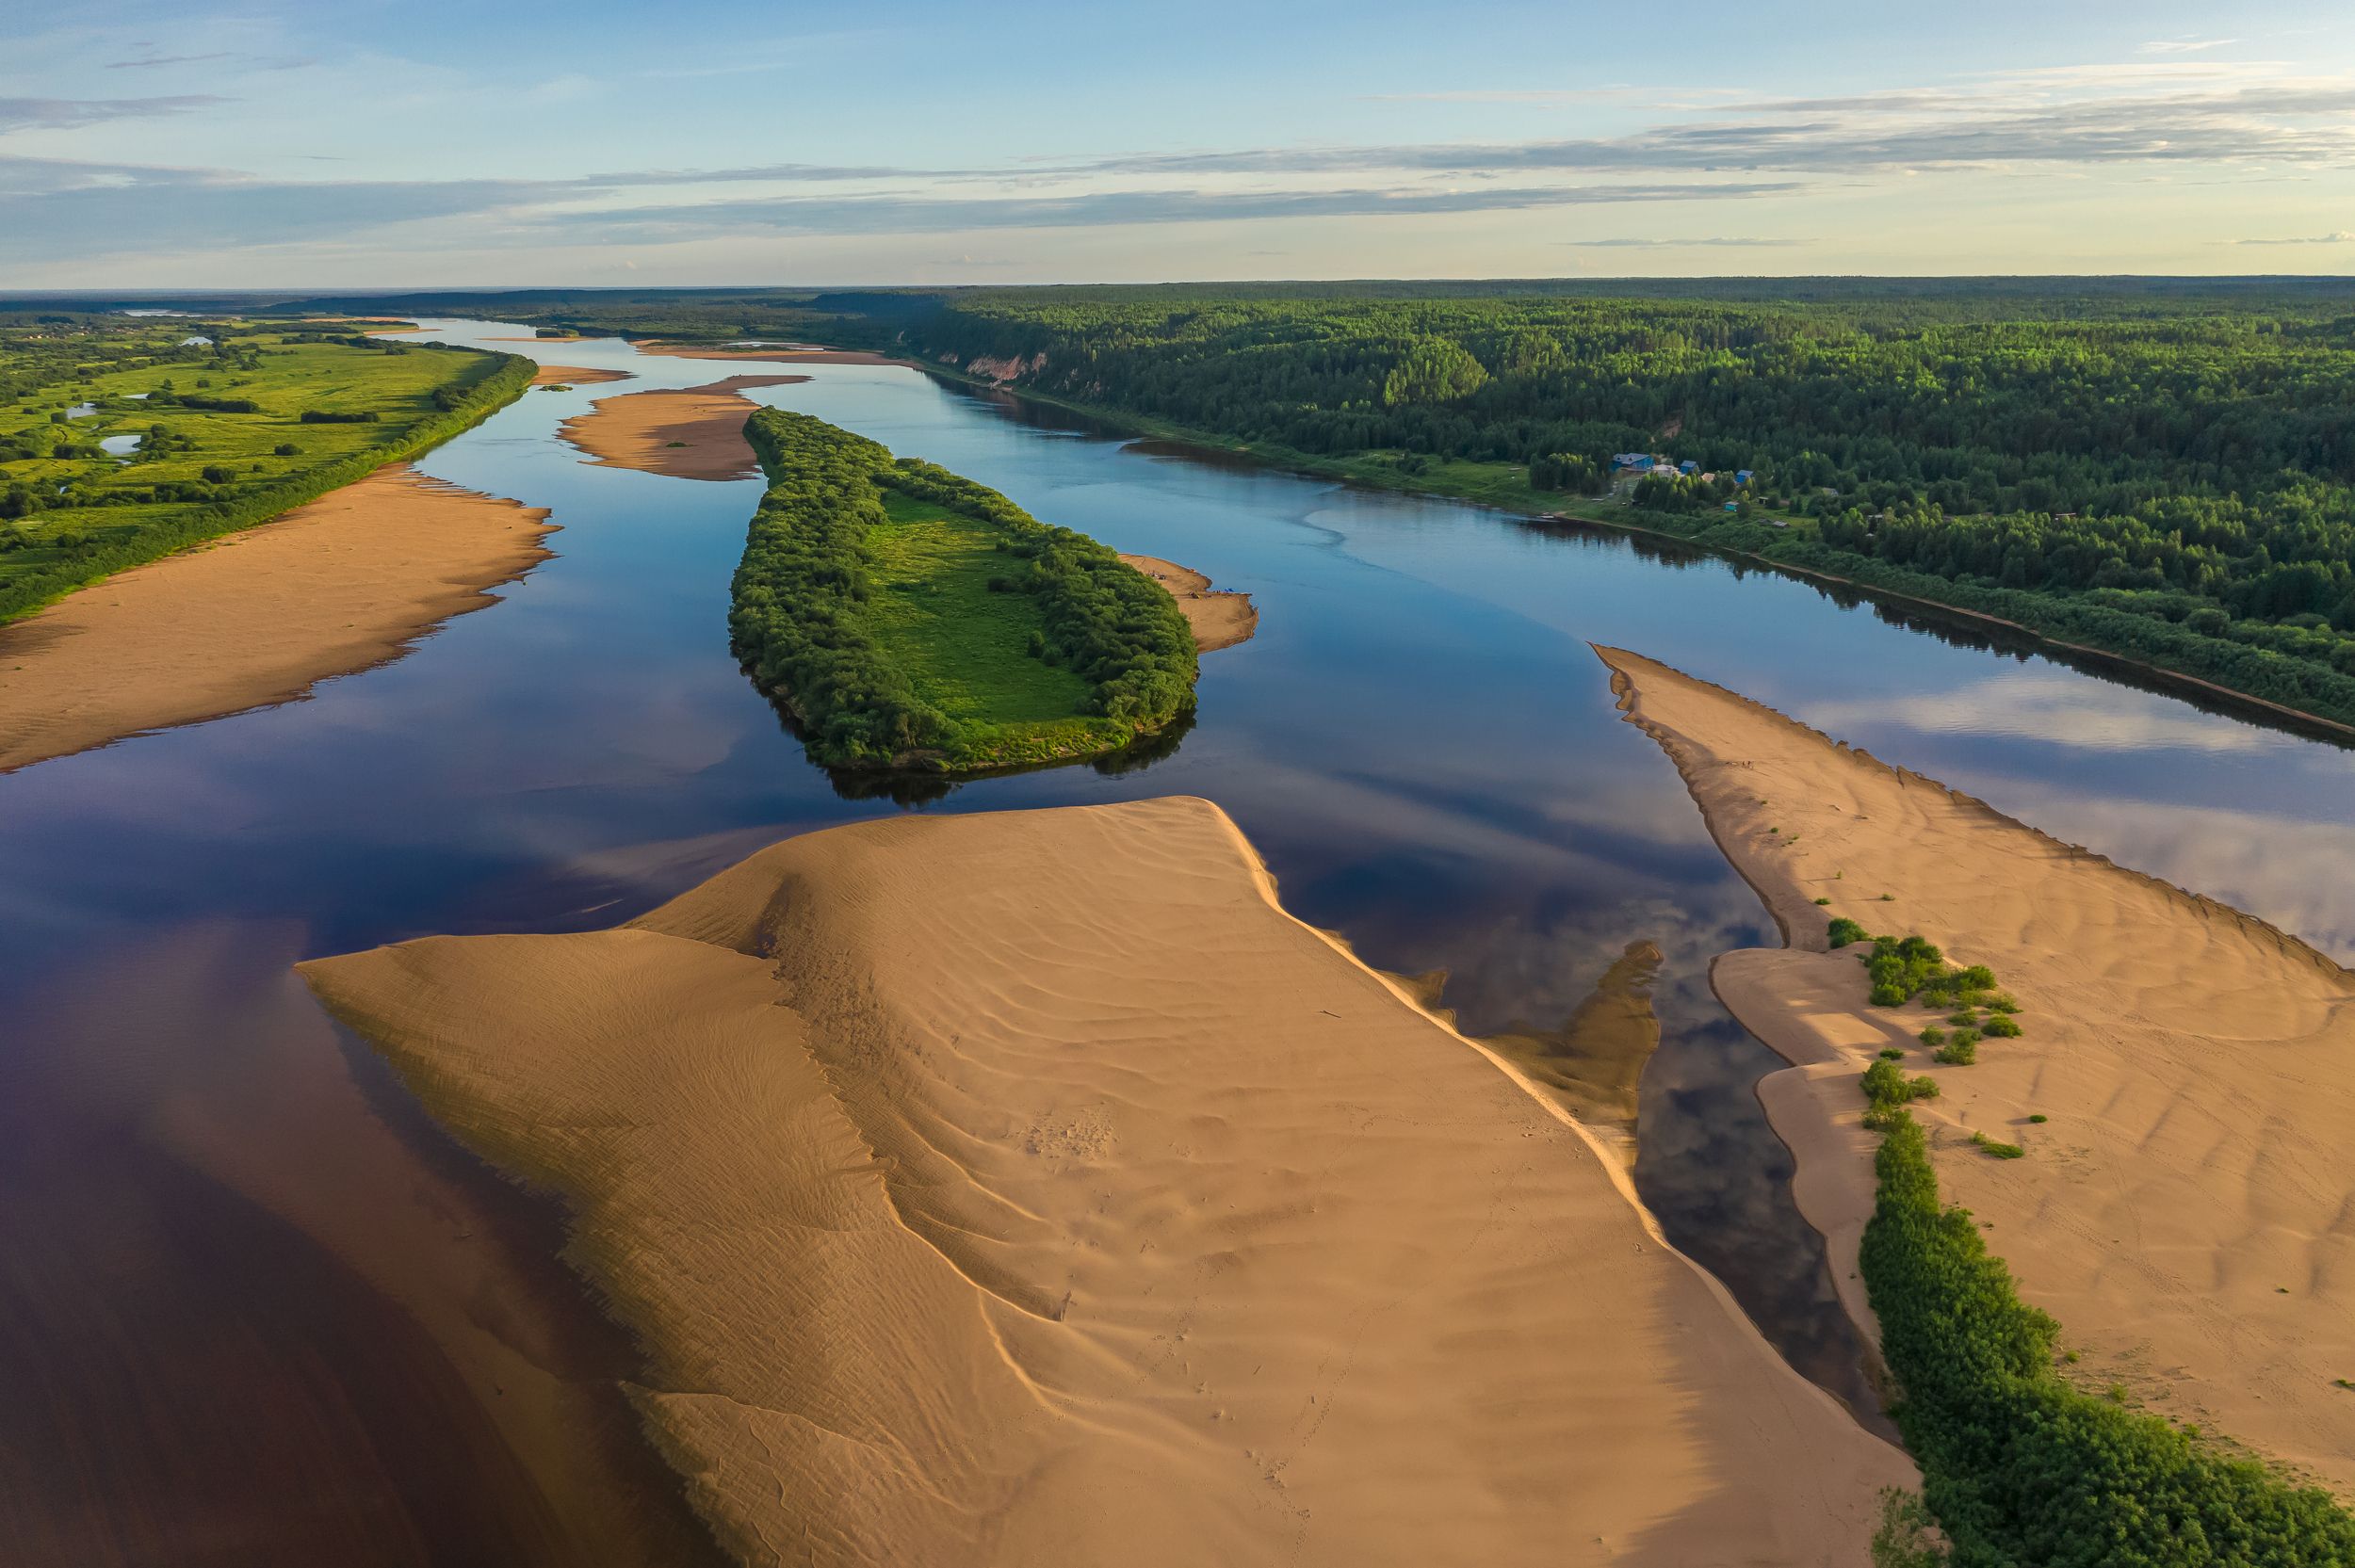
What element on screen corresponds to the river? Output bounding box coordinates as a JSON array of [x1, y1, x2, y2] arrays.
[[6, 321, 2352, 1563]]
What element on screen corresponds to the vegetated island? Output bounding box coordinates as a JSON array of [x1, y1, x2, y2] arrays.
[[730, 409, 1201, 773], [0, 315, 533, 623], [0, 464, 554, 773], [557, 375, 809, 480], [1594, 644, 2355, 1563], [299, 795, 1911, 1565]]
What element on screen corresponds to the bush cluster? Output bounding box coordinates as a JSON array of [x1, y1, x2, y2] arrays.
[[1858, 1035, 2355, 1560]]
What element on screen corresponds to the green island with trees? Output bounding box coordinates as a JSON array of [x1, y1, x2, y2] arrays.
[[0, 313, 531, 622], [732, 408, 1197, 773], [1834, 916, 2355, 1564], [263, 279, 2355, 734]]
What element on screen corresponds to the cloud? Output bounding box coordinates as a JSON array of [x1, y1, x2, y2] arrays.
[[0, 95, 231, 132], [529, 181, 1800, 241], [1071, 78, 2355, 179], [1558, 235, 1798, 248], [0, 159, 560, 263], [2232, 230, 2355, 244], [2141, 37, 2239, 55], [106, 52, 234, 70], [1801, 672, 2267, 754]]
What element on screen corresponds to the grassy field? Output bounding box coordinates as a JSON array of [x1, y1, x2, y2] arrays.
[[0, 318, 529, 621], [865, 489, 1097, 727]]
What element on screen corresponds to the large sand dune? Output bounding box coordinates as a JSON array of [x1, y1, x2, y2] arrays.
[[0, 464, 553, 774], [301, 797, 1908, 1565], [1595, 646, 2355, 1494]]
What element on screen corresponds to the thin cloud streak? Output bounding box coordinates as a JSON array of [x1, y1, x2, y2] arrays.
[[0, 95, 232, 132]]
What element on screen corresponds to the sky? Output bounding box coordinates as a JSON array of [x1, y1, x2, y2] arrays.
[[6, 0, 2355, 288]]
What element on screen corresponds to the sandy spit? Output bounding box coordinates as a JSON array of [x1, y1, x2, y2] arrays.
[[0, 464, 553, 775], [531, 364, 635, 387], [1594, 645, 2355, 1493], [557, 376, 810, 481], [632, 343, 902, 365], [300, 796, 1910, 1566], [1119, 554, 1258, 652]]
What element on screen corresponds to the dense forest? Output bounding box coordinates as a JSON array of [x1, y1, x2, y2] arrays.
[[852, 285, 2355, 729]]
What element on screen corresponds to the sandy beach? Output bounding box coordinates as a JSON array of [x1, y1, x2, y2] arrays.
[[530, 364, 634, 387], [0, 465, 553, 775], [1119, 554, 1257, 652], [301, 796, 1910, 1565], [1595, 645, 2355, 1494], [557, 375, 809, 480]]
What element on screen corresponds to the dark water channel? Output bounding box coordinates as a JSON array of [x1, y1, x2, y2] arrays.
[[5, 321, 2353, 1561]]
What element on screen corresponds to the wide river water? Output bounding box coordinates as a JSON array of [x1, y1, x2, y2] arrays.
[[8, 321, 2355, 1563]]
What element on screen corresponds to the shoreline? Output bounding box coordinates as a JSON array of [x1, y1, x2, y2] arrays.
[[301, 796, 1912, 1563], [1593, 643, 2355, 1495], [0, 463, 555, 775], [1118, 553, 1257, 652], [895, 362, 2355, 747]]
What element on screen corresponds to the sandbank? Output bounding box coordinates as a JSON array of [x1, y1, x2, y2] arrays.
[[531, 364, 635, 388], [1595, 645, 2355, 1493], [632, 342, 901, 365], [1119, 554, 1257, 652], [0, 464, 553, 774], [557, 376, 810, 480], [301, 796, 1909, 1565]]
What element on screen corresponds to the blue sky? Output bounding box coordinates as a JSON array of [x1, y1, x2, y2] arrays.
[[7, 0, 2355, 286]]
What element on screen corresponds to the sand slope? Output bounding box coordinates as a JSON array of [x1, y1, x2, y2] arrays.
[[558, 376, 810, 480], [1118, 554, 1257, 652], [301, 797, 1908, 1566], [1595, 646, 2355, 1493], [0, 464, 553, 774]]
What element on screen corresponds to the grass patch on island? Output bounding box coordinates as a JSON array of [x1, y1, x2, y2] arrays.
[[862, 489, 1099, 726]]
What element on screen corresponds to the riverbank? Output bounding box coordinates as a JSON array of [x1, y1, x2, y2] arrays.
[[300, 795, 1910, 1565], [1118, 554, 1256, 652], [557, 375, 809, 480], [0, 464, 554, 773], [1594, 644, 2355, 1496], [902, 364, 2355, 743]]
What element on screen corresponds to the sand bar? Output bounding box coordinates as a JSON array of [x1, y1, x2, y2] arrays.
[[531, 364, 634, 388], [0, 464, 553, 774], [1120, 554, 1257, 652], [1595, 645, 2355, 1493], [301, 796, 1910, 1566], [632, 342, 902, 365], [557, 376, 809, 480]]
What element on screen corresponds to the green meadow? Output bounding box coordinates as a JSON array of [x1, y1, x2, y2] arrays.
[[0, 318, 530, 621]]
